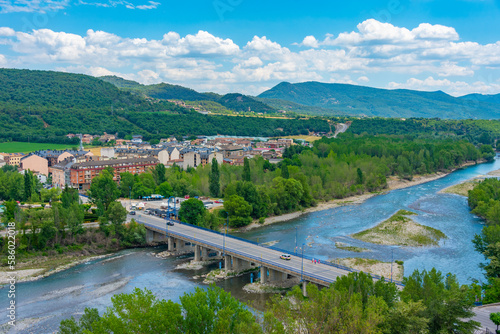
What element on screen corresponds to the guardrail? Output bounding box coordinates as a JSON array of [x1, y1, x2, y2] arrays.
[[138, 219, 404, 287]]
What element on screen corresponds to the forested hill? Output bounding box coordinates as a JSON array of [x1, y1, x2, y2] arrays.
[[0, 68, 329, 143], [258, 81, 500, 119], [459, 93, 500, 105], [100, 76, 276, 114]]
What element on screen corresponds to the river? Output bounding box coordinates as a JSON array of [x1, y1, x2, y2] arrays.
[[1, 158, 500, 333]]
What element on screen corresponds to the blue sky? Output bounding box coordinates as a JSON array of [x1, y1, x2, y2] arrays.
[[0, 0, 499, 96]]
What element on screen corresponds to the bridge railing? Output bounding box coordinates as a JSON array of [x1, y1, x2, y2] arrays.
[[138, 219, 404, 286]]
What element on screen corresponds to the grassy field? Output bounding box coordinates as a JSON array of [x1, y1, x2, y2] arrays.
[[0, 142, 77, 153], [352, 209, 447, 247], [281, 135, 322, 142]]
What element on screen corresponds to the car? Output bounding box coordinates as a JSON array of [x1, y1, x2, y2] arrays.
[[167, 221, 174, 226], [129, 211, 136, 215], [280, 254, 291, 261]]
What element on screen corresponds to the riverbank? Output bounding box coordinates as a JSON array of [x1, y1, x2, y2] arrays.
[[0, 253, 112, 284], [239, 162, 481, 231], [335, 258, 404, 281]]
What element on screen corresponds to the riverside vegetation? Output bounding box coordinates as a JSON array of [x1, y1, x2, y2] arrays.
[[58, 270, 480, 334], [468, 178, 500, 304], [0, 167, 146, 273]]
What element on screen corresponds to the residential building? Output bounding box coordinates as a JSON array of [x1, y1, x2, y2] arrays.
[[69, 157, 159, 191], [50, 158, 75, 189], [0, 153, 26, 166], [20, 154, 49, 176], [131, 135, 143, 144]]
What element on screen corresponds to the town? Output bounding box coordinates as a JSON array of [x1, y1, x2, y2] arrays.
[[0, 134, 299, 192]]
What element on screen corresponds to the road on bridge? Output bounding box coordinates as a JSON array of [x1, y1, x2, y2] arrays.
[[137, 213, 363, 286]]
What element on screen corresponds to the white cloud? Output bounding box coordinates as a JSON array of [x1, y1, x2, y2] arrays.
[[77, 0, 161, 10], [0, 0, 69, 13], [357, 76, 369, 83], [301, 35, 318, 48], [0, 27, 15, 36], [388, 76, 500, 96], [0, 54, 6, 65], [0, 19, 498, 96], [240, 56, 263, 68]]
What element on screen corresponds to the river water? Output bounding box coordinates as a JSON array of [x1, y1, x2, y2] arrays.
[[2, 158, 500, 333]]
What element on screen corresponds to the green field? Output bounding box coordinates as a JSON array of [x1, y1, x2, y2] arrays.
[[0, 142, 76, 153]]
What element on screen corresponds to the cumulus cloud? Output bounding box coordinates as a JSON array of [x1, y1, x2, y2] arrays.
[[388, 76, 500, 96], [0, 54, 6, 65], [0, 19, 498, 95], [78, 0, 161, 10], [0, 27, 15, 36], [0, 0, 69, 13], [357, 76, 369, 83], [300, 35, 318, 48]]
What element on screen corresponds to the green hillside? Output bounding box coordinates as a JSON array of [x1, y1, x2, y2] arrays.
[[0, 69, 331, 143], [100, 76, 276, 114], [258, 81, 500, 119], [460, 93, 500, 105], [255, 97, 345, 116]]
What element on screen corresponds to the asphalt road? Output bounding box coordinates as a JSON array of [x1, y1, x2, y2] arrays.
[[136, 213, 353, 285], [472, 304, 500, 331]]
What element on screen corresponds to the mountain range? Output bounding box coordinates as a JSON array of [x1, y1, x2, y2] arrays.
[[257, 81, 500, 119]]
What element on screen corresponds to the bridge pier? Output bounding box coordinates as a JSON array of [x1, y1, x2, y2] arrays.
[[146, 229, 167, 243], [167, 237, 174, 251], [260, 266, 268, 284], [302, 280, 308, 297], [194, 245, 201, 261], [223, 255, 231, 270]]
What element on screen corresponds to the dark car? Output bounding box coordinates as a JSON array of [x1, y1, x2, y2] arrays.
[[129, 211, 136, 215], [167, 221, 174, 226]]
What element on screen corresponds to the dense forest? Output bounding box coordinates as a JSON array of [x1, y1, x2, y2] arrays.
[[468, 179, 500, 303], [3, 69, 500, 145], [344, 117, 499, 146], [58, 270, 480, 334]]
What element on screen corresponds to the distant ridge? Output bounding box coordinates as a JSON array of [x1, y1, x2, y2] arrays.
[[258, 81, 500, 119]]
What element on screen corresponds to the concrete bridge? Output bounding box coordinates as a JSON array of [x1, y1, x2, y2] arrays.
[[138, 214, 403, 295]]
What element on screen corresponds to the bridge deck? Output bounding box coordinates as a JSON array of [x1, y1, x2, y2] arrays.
[[137, 214, 403, 287]]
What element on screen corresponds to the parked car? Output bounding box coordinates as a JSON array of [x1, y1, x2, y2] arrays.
[[280, 254, 291, 261], [129, 211, 136, 215]]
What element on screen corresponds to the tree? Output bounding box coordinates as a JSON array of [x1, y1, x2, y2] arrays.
[[24, 170, 33, 201], [61, 185, 79, 209], [179, 198, 206, 225], [209, 158, 220, 197], [243, 157, 251, 182], [155, 181, 173, 198], [490, 312, 500, 331], [119, 172, 135, 198], [356, 168, 364, 185], [65, 202, 84, 236], [59, 286, 261, 334], [401, 269, 480, 333], [224, 195, 252, 227], [180, 286, 261, 334], [88, 170, 120, 215], [153, 163, 166, 185], [280, 164, 289, 179], [107, 201, 128, 235]]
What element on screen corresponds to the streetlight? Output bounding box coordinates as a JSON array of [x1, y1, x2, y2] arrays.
[[301, 243, 305, 281], [222, 212, 229, 269], [390, 249, 394, 283], [295, 226, 298, 255]]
